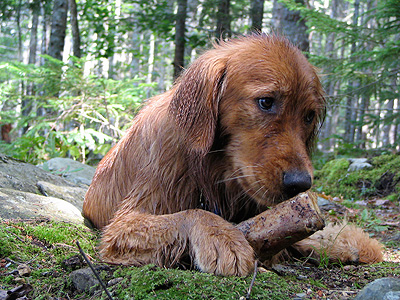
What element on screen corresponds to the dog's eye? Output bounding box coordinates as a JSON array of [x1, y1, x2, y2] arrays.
[[305, 111, 315, 124], [257, 97, 274, 111]]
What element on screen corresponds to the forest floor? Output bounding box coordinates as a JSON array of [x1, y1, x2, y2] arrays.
[[1, 153, 400, 299], [268, 194, 400, 299], [0, 194, 399, 300]]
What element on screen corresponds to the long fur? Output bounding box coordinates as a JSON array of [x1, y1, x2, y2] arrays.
[[292, 223, 384, 265], [82, 34, 379, 276]]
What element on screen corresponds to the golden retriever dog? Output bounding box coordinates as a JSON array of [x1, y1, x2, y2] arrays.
[[83, 34, 381, 276]]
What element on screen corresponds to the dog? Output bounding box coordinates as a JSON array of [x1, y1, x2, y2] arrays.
[[83, 34, 379, 276]]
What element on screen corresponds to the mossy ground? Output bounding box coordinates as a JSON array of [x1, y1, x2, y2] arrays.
[[0, 219, 302, 299], [1, 217, 399, 299], [1, 154, 400, 299], [313, 154, 400, 201]]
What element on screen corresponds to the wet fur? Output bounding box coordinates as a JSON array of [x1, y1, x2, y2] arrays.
[[293, 223, 384, 265], [84, 34, 335, 276]]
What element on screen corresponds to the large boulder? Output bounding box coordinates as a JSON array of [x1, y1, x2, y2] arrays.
[[0, 155, 95, 224]]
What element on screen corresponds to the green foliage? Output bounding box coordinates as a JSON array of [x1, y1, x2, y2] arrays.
[[356, 208, 388, 232], [0, 56, 154, 164], [80, 0, 119, 58], [127, 0, 175, 40], [281, 0, 400, 150], [314, 154, 400, 200]]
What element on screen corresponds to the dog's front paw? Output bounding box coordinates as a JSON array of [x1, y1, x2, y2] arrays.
[[188, 210, 255, 276]]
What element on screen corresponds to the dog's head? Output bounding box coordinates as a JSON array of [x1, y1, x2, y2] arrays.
[[169, 34, 326, 206]]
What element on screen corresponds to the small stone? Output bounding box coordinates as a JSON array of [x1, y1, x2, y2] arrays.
[[70, 268, 100, 293], [17, 264, 31, 277], [295, 292, 307, 298]]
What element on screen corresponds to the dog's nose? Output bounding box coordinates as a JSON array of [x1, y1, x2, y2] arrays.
[[283, 170, 312, 198]]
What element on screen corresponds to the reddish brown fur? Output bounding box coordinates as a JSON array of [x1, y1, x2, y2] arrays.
[[293, 223, 384, 264], [83, 34, 326, 276]]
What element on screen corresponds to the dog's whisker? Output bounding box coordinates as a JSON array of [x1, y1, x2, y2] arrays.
[[223, 166, 260, 182], [207, 149, 226, 154], [216, 174, 253, 184]]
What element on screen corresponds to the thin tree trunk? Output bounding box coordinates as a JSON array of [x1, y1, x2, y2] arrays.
[[16, 0, 23, 63], [250, 0, 265, 32], [382, 99, 394, 147], [24, 0, 40, 133], [271, 0, 309, 52], [394, 99, 399, 150], [29, 2, 40, 65], [319, 0, 339, 151], [69, 0, 81, 58], [173, 0, 187, 80], [147, 33, 155, 86], [216, 0, 231, 39], [48, 0, 69, 61], [40, 7, 50, 67], [344, 0, 360, 144]]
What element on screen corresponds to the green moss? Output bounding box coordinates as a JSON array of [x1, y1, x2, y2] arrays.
[[1, 219, 399, 299], [0, 220, 302, 299], [313, 154, 400, 200], [0, 220, 98, 298], [110, 265, 300, 299]]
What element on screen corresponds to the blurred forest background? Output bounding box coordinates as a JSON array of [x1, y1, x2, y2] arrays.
[[0, 0, 399, 164]]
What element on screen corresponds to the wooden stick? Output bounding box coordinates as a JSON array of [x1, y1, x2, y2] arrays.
[[236, 192, 325, 262]]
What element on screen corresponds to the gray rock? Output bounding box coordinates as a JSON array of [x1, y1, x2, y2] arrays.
[[70, 268, 100, 293], [0, 155, 79, 194], [317, 196, 347, 213], [384, 291, 400, 300], [0, 188, 84, 224], [354, 278, 400, 300], [37, 157, 96, 186], [348, 158, 372, 172], [36, 181, 86, 210], [0, 154, 93, 224]]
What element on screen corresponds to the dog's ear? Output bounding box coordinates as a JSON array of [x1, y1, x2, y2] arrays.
[[169, 53, 227, 155]]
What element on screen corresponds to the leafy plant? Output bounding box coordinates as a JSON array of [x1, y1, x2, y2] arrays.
[[0, 56, 155, 164]]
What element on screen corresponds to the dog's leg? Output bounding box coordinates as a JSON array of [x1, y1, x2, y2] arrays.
[[99, 209, 255, 276]]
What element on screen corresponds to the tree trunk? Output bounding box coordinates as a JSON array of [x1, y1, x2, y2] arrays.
[[271, 0, 309, 52], [24, 0, 40, 131], [173, 0, 187, 80], [48, 0, 69, 61], [29, 1, 40, 65], [216, 0, 231, 39], [147, 33, 155, 85], [382, 99, 394, 147], [16, 0, 23, 62], [69, 0, 81, 58], [40, 6, 50, 67], [344, 0, 360, 144], [250, 0, 265, 32]]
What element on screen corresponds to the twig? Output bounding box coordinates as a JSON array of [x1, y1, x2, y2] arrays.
[[76, 241, 113, 300], [4, 229, 25, 242], [246, 260, 259, 300]]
